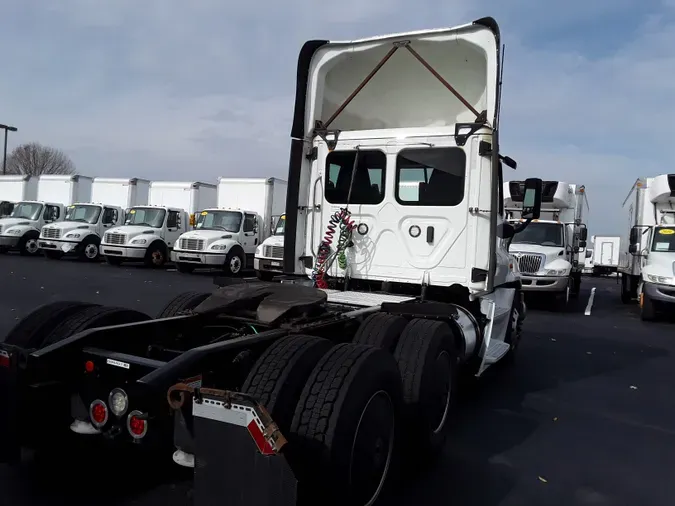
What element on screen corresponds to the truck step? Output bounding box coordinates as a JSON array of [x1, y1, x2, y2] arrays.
[[320, 290, 415, 307], [482, 340, 511, 364]]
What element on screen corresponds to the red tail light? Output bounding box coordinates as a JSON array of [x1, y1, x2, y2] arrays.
[[127, 410, 148, 439], [84, 360, 95, 373], [89, 400, 108, 428]]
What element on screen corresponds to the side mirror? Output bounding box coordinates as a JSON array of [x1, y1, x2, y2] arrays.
[[579, 240, 587, 249], [521, 178, 542, 220], [629, 227, 639, 245], [580, 228, 588, 241], [585, 249, 592, 258], [629, 243, 639, 255]]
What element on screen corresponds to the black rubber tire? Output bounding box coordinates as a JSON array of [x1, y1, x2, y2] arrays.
[[105, 256, 123, 266], [641, 293, 656, 321], [290, 343, 402, 506], [42, 306, 152, 347], [255, 270, 274, 281], [79, 236, 100, 262], [42, 250, 64, 260], [156, 291, 211, 318], [393, 318, 457, 460], [176, 262, 195, 274], [352, 313, 408, 352], [18, 232, 40, 256], [144, 242, 167, 268], [4, 301, 98, 348], [241, 335, 332, 433], [224, 248, 244, 276]]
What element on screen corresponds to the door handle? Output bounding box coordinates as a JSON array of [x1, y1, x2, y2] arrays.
[[426, 226, 434, 243]]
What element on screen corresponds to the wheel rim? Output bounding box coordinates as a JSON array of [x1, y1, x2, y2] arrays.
[[84, 243, 98, 259], [230, 256, 241, 274], [152, 250, 164, 265], [349, 390, 395, 506], [431, 350, 452, 434], [25, 238, 38, 254]]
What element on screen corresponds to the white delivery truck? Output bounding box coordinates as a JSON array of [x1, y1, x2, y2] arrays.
[[583, 246, 594, 274], [0, 175, 38, 218], [504, 180, 589, 309], [0, 175, 92, 256], [618, 174, 675, 320], [37, 176, 148, 262], [591, 235, 620, 276], [172, 177, 287, 275], [101, 181, 217, 268], [253, 214, 286, 280]]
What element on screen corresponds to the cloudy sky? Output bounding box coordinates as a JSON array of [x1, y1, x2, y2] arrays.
[[1, 0, 672, 235]]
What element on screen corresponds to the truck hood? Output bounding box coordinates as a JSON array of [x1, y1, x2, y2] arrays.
[[643, 253, 675, 279], [180, 229, 236, 246], [262, 235, 284, 247], [107, 225, 158, 241], [510, 244, 570, 271], [44, 222, 95, 234], [0, 217, 35, 229]]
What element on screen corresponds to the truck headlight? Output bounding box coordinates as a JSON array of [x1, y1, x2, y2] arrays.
[[255, 245, 263, 256], [545, 269, 567, 276], [647, 274, 675, 285], [7, 229, 21, 235], [210, 244, 227, 251], [66, 233, 81, 239], [131, 238, 147, 244]]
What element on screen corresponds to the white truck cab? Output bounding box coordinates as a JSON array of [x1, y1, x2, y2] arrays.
[[172, 208, 262, 274], [620, 174, 675, 320], [254, 214, 286, 280], [39, 203, 125, 261], [504, 181, 589, 309], [0, 201, 66, 255], [101, 205, 188, 267]]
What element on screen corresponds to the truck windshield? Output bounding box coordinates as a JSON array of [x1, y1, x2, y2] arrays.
[[512, 222, 564, 247], [10, 202, 43, 221], [652, 227, 675, 252], [196, 210, 242, 232], [273, 215, 285, 236], [126, 208, 165, 228], [65, 205, 102, 224]]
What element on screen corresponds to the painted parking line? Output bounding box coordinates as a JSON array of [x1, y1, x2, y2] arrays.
[[584, 287, 597, 316]]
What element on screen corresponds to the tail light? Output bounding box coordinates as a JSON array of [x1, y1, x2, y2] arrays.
[[89, 400, 108, 428], [127, 410, 148, 439]]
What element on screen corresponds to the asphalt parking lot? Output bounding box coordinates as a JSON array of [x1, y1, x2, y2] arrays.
[[1, 254, 674, 506]]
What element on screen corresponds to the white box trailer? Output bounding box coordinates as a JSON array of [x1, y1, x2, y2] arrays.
[[149, 181, 217, 221], [591, 235, 620, 275], [37, 175, 93, 205], [217, 178, 287, 234], [91, 177, 150, 211], [0, 175, 38, 217], [619, 174, 675, 320]]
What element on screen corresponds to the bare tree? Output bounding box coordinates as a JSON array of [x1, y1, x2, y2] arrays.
[[6, 142, 76, 176]]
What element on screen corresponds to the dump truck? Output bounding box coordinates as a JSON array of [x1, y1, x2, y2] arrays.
[[618, 174, 675, 320], [0, 17, 543, 506]]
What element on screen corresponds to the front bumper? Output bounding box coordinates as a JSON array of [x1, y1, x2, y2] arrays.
[[171, 249, 227, 265], [39, 238, 82, 255], [643, 281, 675, 306], [520, 275, 569, 292], [101, 244, 147, 259], [254, 257, 284, 272], [0, 235, 20, 248]]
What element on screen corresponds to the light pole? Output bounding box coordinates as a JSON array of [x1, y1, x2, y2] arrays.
[[0, 124, 18, 175]]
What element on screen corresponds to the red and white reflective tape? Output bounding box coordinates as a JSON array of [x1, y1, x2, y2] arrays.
[[192, 398, 275, 456]]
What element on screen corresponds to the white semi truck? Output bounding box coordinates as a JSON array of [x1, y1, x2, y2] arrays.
[[0, 18, 545, 506], [38, 178, 149, 261], [591, 235, 620, 276], [0, 175, 38, 218], [254, 214, 286, 280], [618, 174, 675, 320], [504, 180, 589, 309], [101, 181, 217, 267], [172, 178, 287, 275], [0, 175, 92, 256]]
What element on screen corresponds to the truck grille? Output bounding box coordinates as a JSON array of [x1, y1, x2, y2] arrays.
[[263, 245, 284, 259], [179, 238, 204, 251], [104, 232, 126, 245], [42, 227, 61, 239], [515, 254, 543, 274]]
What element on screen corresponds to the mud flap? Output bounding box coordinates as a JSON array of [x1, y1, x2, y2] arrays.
[[0, 349, 21, 463], [476, 288, 516, 375], [168, 386, 298, 506]]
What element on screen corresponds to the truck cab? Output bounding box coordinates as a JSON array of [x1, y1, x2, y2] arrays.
[[172, 208, 261, 275], [254, 214, 285, 280], [39, 203, 125, 261], [0, 201, 65, 255], [100, 205, 188, 267], [505, 181, 588, 309]]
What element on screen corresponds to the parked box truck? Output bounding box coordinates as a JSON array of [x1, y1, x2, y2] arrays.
[[0, 175, 38, 217], [100, 181, 217, 267], [0, 175, 92, 256], [172, 177, 287, 275], [91, 177, 150, 217], [619, 174, 675, 320], [591, 235, 620, 276]]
